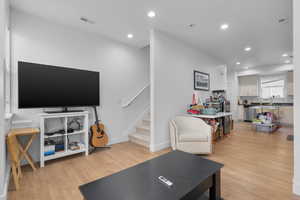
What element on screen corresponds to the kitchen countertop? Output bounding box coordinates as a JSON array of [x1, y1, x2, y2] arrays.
[[250, 106, 280, 110], [189, 112, 232, 119], [238, 103, 293, 107], [250, 103, 293, 106]]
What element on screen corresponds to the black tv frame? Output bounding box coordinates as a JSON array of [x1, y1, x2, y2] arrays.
[[18, 61, 100, 111]]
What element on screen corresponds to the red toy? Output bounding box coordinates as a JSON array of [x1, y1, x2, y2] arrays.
[[187, 109, 200, 115]]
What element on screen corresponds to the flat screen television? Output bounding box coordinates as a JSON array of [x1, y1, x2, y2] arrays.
[[18, 61, 100, 109]]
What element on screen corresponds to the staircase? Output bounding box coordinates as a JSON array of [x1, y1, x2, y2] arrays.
[[129, 113, 151, 148]]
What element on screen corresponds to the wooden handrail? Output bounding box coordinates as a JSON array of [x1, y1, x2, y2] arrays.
[[122, 83, 150, 108]]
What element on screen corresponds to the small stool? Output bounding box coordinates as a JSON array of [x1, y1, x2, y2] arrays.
[[7, 128, 39, 190]]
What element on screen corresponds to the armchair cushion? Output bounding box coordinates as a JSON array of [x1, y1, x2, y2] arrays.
[[179, 132, 208, 142]]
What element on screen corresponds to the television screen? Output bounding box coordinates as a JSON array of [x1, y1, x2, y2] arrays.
[[18, 61, 100, 108]]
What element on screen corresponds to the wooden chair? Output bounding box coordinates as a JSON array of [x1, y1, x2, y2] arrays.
[[7, 134, 22, 190], [7, 128, 39, 190]]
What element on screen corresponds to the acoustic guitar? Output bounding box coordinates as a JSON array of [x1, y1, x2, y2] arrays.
[[90, 106, 109, 147]]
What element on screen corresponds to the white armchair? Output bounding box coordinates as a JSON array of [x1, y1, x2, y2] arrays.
[[169, 116, 213, 154]]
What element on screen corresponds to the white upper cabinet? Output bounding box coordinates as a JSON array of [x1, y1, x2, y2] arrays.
[[238, 75, 259, 97], [287, 71, 294, 96]]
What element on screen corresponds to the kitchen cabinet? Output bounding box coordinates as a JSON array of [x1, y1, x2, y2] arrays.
[[256, 106, 293, 125], [287, 71, 293, 96], [238, 105, 244, 121], [279, 106, 293, 125], [239, 75, 259, 97]]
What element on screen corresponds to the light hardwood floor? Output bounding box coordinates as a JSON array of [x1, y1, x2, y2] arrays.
[[8, 122, 300, 200]]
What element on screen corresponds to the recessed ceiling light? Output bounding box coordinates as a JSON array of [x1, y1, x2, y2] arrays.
[[285, 60, 291, 64], [220, 24, 229, 30], [244, 46, 252, 52], [236, 62, 241, 65], [147, 11, 156, 18], [127, 34, 133, 39], [282, 53, 288, 57]]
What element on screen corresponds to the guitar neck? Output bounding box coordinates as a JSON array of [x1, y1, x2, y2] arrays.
[[93, 106, 100, 124]]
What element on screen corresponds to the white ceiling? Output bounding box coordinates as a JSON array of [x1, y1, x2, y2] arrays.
[[10, 0, 293, 68]]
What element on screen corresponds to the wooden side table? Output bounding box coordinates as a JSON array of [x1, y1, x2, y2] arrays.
[[7, 128, 40, 189]]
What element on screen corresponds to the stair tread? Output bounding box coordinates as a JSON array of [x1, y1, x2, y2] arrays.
[[143, 117, 150, 121], [128, 112, 151, 149], [129, 133, 150, 141], [136, 125, 150, 130]]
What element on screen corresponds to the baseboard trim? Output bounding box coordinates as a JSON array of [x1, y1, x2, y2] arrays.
[[0, 162, 11, 200], [150, 141, 170, 152], [109, 136, 129, 145], [293, 177, 300, 195]]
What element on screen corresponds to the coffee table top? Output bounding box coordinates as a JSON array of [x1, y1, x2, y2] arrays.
[[80, 150, 223, 200]]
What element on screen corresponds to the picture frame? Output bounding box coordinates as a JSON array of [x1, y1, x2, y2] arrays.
[[194, 70, 210, 91]]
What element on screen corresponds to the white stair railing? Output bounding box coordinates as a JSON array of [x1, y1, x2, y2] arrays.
[[122, 83, 150, 108]]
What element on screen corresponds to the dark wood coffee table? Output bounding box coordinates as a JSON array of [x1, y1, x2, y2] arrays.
[[80, 150, 224, 200]]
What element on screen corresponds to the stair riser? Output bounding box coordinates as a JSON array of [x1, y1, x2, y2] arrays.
[[128, 112, 151, 149], [136, 127, 150, 135], [142, 120, 150, 126], [129, 136, 150, 148]]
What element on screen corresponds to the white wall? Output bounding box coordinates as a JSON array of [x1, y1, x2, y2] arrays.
[[211, 65, 227, 91], [293, 0, 300, 195], [150, 30, 224, 151], [0, 0, 9, 199], [0, 2, 5, 197], [227, 69, 239, 120], [237, 64, 294, 76], [10, 10, 150, 162]]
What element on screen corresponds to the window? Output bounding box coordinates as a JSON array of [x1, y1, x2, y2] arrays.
[[261, 79, 284, 98]]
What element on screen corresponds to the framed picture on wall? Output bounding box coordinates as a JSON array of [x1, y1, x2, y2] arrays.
[[194, 70, 210, 91]]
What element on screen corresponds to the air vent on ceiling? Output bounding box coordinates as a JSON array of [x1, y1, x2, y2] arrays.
[[278, 18, 289, 24], [80, 17, 95, 24]]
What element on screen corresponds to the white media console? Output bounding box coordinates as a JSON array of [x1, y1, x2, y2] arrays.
[[39, 111, 89, 167]]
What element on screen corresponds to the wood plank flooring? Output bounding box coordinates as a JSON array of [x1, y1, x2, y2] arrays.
[[8, 122, 300, 200]]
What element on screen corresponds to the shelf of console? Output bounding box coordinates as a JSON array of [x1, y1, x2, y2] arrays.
[[44, 130, 86, 138], [40, 111, 89, 167], [44, 148, 87, 161]]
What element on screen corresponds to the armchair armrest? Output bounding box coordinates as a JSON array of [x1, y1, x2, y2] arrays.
[[169, 120, 178, 150]]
